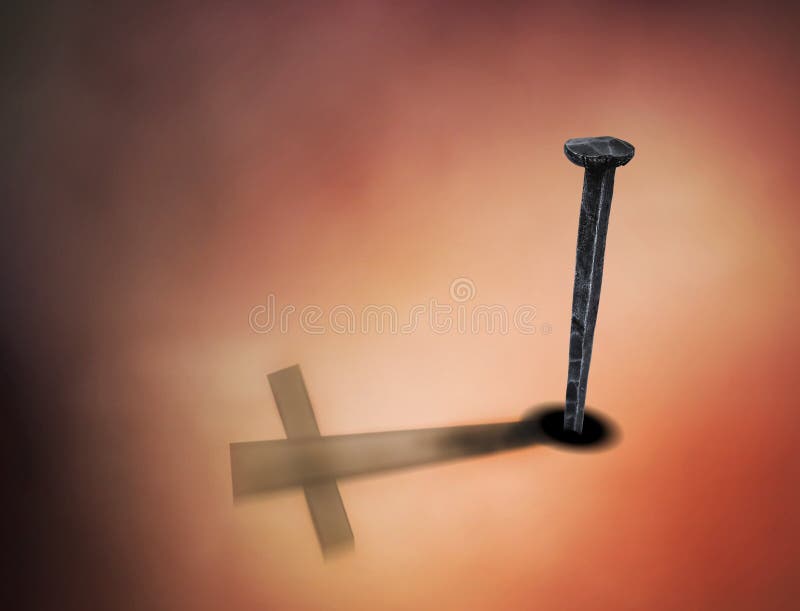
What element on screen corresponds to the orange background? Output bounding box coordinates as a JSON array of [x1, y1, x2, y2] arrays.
[[3, 2, 799, 609]]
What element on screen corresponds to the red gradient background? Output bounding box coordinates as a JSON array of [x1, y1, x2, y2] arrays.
[[3, 2, 799, 610]]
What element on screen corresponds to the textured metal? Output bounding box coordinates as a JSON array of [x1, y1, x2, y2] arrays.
[[563, 137, 634, 433]]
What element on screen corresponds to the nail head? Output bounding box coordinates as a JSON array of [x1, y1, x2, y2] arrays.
[[564, 136, 635, 169]]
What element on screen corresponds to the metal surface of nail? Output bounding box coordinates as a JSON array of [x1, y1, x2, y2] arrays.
[[563, 136, 635, 433]]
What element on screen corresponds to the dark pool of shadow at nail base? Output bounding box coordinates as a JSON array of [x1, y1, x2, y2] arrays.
[[529, 404, 621, 450]]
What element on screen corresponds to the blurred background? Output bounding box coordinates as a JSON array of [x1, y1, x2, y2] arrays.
[[2, 1, 798, 609]]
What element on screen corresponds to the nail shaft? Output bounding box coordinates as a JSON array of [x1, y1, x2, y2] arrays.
[[562, 137, 634, 433]]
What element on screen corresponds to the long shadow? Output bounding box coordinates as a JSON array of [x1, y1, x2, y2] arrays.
[[231, 405, 619, 498]]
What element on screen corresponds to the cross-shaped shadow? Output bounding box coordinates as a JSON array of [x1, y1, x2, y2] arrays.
[[230, 365, 619, 557], [231, 404, 618, 496]]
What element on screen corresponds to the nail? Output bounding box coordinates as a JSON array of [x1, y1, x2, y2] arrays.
[[563, 136, 635, 433]]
